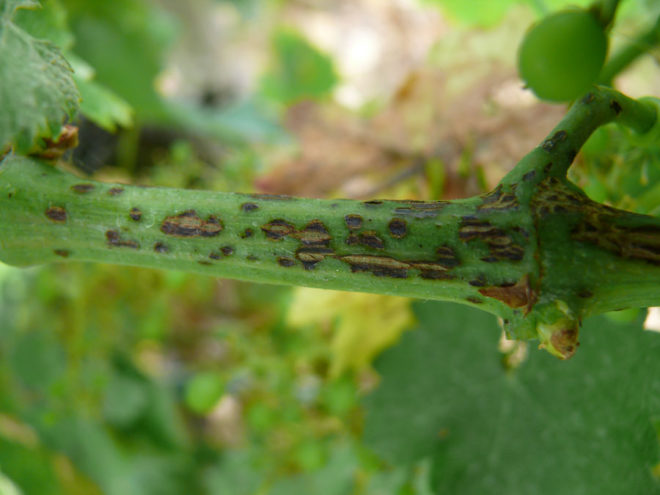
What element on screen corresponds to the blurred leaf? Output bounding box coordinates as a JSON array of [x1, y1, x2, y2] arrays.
[[9, 330, 66, 392], [102, 371, 148, 428], [74, 75, 133, 132], [63, 0, 177, 122], [260, 29, 338, 104], [288, 289, 414, 376], [0, 439, 63, 495], [268, 442, 356, 495], [202, 450, 263, 495], [0, 0, 78, 152], [12, 0, 72, 49], [363, 301, 660, 494], [184, 372, 225, 415], [421, 0, 518, 27]]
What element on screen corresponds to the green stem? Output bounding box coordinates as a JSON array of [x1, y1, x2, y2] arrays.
[[598, 15, 660, 86], [0, 86, 658, 359]]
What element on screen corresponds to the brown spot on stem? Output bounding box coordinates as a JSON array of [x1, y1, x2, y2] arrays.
[[345, 214, 363, 230], [291, 219, 332, 246], [346, 231, 385, 250], [129, 207, 142, 221], [154, 242, 169, 253], [340, 255, 409, 279], [108, 187, 125, 196], [478, 275, 536, 313], [542, 130, 567, 152], [296, 246, 335, 270], [106, 230, 139, 249], [412, 262, 455, 280], [261, 219, 295, 240], [71, 183, 95, 194], [198, 261, 212, 266], [241, 202, 259, 212], [209, 252, 222, 260], [435, 245, 460, 267], [221, 246, 234, 256], [610, 100, 623, 115], [388, 218, 407, 238], [466, 296, 483, 304], [363, 200, 383, 207], [550, 327, 579, 360], [240, 228, 254, 239], [522, 170, 536, 182], [45, 206, 67, 223], [278, 257, 296, 267], [393, 201, 448, 219], [161, 210, 223, 237], [53, 249, 70, 258]]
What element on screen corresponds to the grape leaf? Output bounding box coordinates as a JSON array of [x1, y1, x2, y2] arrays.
[[260, 29, 338, 104], [0, 0, 79, 152], [363, 301, 660, 494]]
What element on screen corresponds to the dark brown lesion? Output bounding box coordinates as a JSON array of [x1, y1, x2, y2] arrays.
[[106, 230, 139, 249], [477, 184, 519, 213], [291, 219, 332, 246], [241, 202, 259, 212], [161, 210, 223, 237], [129, 207, 142, 221], [435, 245, 460, 268], [340, 254, 409, 279], [71, 183, 95, 194], [45, 206, 67, 223], [412, 262, 456, 280], [388, 218, 407, 239], [108, 187, 125, 196], [261, 219, 295, 240], [393, 201, 448, 219], [53, 249, 70, 258], [542, 130, 567, 152], [278, 257, 296, 267], [240, 228, 254, 239], [345, 214, 363, 230], [346, 231, 385, 250], [209, 251, 222, 260], [154, 242, 169, 253], [296, 246, 335, 270], [478, 274, 536, 313], [221, 246, 234, 256]]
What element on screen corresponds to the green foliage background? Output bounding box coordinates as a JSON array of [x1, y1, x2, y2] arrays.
[[1, 0, 660, 494]]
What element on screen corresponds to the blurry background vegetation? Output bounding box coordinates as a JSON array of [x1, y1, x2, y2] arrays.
[[2, 0, 660, 493]]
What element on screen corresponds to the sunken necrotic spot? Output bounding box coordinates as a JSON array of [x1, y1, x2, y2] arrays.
[[294, 220, 331, 246], [71, 183, 95, 194], [466, 296, 483, 304], [45, 206, 67, 223], [53, 249, 70, 258], [542, 130, 567, 152], [129, 207, 142, 221], [161, 210, 223, 237], [278, 257, 296, 267], [340, 254, 409, 279], [610, 100, 623, 115], [240, 228, 254, 239], [209, 251, 222, 260], [388, 218, 407, 239], [346, 231, 385, 250], [522, 170, 536, 182], [241, 202, 259, 213], [363, 200, 383, 207], [221, 246, 234, 256], [154, 242, 169, 253], [261, 219, 295, 240], [296, 246, 334, 270], [106, 230, 139, 249], [435, 245, 459, 268], [345, 214, 363, 230], [108, 187, 125, 196]]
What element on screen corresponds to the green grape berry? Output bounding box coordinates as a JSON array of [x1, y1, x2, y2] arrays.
[[518, 9, 607, 102]]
